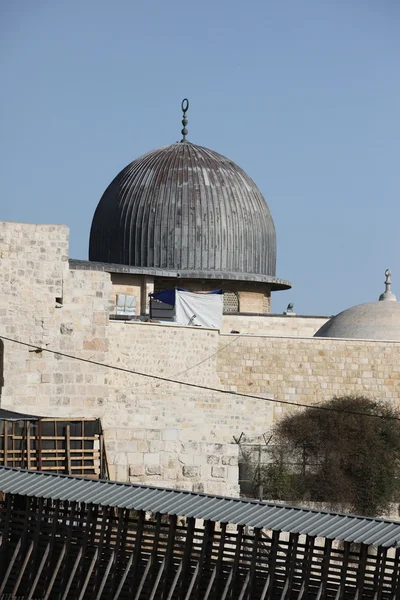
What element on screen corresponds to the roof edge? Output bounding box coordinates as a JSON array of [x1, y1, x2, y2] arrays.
[[70, 260, 291, 289]]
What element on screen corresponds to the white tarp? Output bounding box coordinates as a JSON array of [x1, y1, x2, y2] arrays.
[[174, 290, 223, 329]]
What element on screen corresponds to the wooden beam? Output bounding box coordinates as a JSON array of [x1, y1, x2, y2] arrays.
[[165, 560, 183, 600], [77, 547, 99, 600], [228, 524, 244, 599], [196, 519, 215, 599], [26, 421, 31, 469], [149, 556, 166, 600], [162, 514, 178, 599], [127, 510, 146, 594], [179, 517, 195, 600], [213, 522, 227, 600], [354, 543, 368, 600], [131, 555, 152, 600], [297, 535, 315, 600], [280, 532, 299, 600], [26, 542, 50, 600], [60, 546, 83, 600], [95, 550, 115, 600], [260, 529, 280, 600], [247, 527, 262, 600], [43, 543, 66, 600], [183, 562, 200, 600], [65, 424, 71, 475], [12, 539, 34, 597], [0, 537, 22, 595], [316, 537, 332, 600]]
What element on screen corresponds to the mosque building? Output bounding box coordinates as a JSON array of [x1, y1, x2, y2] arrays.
[[0, 100, 399, 495]]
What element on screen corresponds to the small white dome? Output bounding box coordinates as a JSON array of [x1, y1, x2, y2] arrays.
[[314, 269, 399, 341]]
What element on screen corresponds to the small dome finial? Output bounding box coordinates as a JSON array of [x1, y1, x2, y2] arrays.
[[180, 98, 189, 142], [379, 268, 397, 302]]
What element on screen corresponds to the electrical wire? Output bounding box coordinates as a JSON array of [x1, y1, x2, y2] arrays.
[[1, 333, 399, 422]]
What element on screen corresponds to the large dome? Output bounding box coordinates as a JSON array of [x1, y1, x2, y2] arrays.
[[314, 270, 400, 341], [89, 141, 289, 288]]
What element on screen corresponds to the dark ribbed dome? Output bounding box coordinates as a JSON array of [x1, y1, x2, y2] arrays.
[[89, 142, 289, 286]]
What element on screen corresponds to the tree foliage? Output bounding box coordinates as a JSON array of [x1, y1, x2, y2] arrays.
[[262, 396, 400, 516]]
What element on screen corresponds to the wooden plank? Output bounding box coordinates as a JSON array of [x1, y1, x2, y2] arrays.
[[213, 522, 227, 600], [60, 546, 83, 600], [354, 543, 368, 600], [238, 571, 250, 600], [26, 542, 50, 600], [165, 559, 183, 600], [0, 537, 22, 595], [3, 421, 8, 466], [126, 510, 146, 594], [74, 504, 96, 592], [229, 524, 244, 599], [260, 529, 280, 600], [391, 547, 400, 600], [26, 421, 31, 469], [179, 516, 195, 600], [12, 539, 34, 596], [374, 547, 387, 600], [315, 537, 332, 600], [58, 501, 78, 592], [43, 543, 66, 600], [203, 564, 217, 600], [95, 550, 115, 600], [131, 555, 152, 600], [149, 557, 166, 600], [220, 565, 234, 600], [297, 535, 315, 600], [161, 514, 178, 598], [183, 562, 200, 600], [109, 508, 127, 596], [25, 497, 44, 590], [43, 543, 67, 600], [91, 507, 110, 598], [37, 419, 43, 471], [0, 492, 13, 581], [247, 527, 262, 599], [280, 531, 299, 600], [77, 547, 99, 600], [65, 424, 71, 475]]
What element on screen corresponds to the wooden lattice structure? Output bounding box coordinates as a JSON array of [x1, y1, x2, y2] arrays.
[[0, 413, 107, 479], [0, 468, 399, 599]]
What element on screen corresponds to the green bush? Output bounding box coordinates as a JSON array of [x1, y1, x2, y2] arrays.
[[261, 396, 400, 516]]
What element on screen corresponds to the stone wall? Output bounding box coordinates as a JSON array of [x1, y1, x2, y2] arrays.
[[0, 222, 111, 415], [2, 220, 400, 500], [217, 333, 400, 427], [0, 222, 239, 496]]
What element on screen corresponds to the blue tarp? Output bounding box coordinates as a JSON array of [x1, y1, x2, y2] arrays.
[[151, 288, 222, 306]]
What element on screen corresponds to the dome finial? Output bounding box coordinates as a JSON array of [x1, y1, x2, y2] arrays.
[[180, 98, 189, 142], [379, 268, 397, 302]]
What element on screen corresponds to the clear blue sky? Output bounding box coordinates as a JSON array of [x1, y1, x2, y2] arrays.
[[1, 0, 399, 316]]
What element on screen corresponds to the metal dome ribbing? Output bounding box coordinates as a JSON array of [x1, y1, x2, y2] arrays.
[[89, 141, 284, 284]]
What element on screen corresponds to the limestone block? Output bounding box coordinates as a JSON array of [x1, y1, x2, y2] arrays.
[[126, 452, 144, 465], [211, 466, 226, 479], [182, 466, 200, 478], [162, 428, 178, 441], [144, 453, 160, 465]]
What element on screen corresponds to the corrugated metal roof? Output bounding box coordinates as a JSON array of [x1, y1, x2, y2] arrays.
[[1, 467, 399, 547]]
